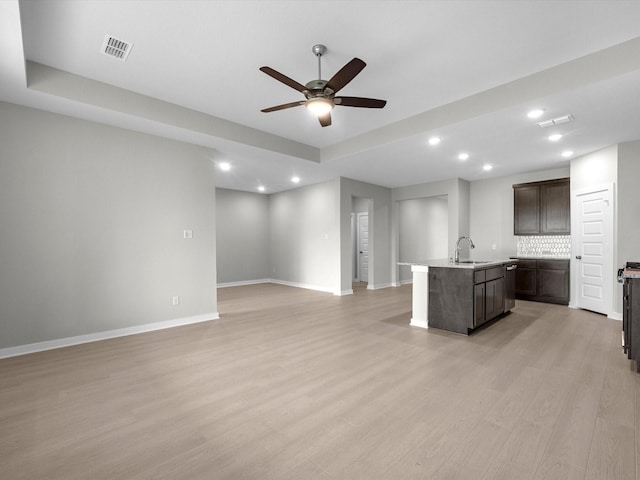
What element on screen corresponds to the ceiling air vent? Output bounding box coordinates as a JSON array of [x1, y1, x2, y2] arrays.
[[101, 35, 133, 61], [537, 114, 574, 128]]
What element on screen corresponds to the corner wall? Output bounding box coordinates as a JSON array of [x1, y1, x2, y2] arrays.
[[269, 178, 341, 293], [0, 101, 218, 352], [216, 188, 270, 285]]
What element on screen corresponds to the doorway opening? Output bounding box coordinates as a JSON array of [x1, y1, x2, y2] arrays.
[[352, 196, 371, 292]]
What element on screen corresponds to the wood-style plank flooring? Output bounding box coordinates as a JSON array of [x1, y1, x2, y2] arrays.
[[0, 282, 638, 479]]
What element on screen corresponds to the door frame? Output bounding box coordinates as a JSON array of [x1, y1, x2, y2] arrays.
[[570, 182, 614, 316]]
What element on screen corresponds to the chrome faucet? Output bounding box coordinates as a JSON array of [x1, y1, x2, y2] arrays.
[[454, 236, 475, 263]]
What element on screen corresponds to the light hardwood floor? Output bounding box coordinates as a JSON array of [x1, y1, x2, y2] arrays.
[[0, 282, 638, 479]]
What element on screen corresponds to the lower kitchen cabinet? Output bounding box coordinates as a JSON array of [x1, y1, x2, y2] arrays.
[[473, 267, 505, 328], [515, 259, 537, 295], [428, 263, 514, 335], [485, 278, 505, 321], [514, 258, 569, 305]]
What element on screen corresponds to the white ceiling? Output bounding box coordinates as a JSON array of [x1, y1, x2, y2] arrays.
[[2, 0, 640, 192]]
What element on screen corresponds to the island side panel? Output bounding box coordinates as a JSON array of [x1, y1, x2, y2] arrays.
[[428, 267, 474, 334]]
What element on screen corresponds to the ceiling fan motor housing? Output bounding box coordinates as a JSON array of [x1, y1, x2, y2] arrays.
[[305, 80, 332, 98]]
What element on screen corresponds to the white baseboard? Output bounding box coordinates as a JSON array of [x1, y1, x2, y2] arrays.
[[0, 312, 219, 360], [367, 283, 392, 290], [217, 279, 271, 288], [569, 302, 623, 321], [219, 278, 350, 296], [336, 289, 354, 296], [410, 318, 429, 329], [268, 278, 334, 294]]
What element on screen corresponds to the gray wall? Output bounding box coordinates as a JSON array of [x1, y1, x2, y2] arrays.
[[0, 101, 217, 350], [469, 167, 570, 259], [216, 188, 270, 284], [270, 178, 341, 293], [340, 178, 393, 293], [398, 196, 449, 282], [618, 141, 640, 268]]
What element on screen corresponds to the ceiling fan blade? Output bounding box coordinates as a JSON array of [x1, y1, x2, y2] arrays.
[[334, 96, 387, 108], [260, 66, 307, 93], [325, 58, 366, 94], [261, 100, 305, 113], [318, 112, 332, 127]]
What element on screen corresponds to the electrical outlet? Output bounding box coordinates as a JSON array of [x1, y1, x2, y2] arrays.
[[492, 244, 497, 250], [172, 296, 180, 306], [183, 230, 193, 239]]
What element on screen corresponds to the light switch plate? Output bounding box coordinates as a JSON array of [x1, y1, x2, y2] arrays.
[[183, 229, 193, 239]]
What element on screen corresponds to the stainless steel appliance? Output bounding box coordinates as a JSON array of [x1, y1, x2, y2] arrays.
[[620, 262, 640, 371], [504, 263, 517, 311]]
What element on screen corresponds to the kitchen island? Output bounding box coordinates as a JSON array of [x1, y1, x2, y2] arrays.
[[399, 259, 517, 334]]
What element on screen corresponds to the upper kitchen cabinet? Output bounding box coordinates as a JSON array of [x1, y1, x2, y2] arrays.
[[513, 178, 570, 235], [513, 184, 540, 234]]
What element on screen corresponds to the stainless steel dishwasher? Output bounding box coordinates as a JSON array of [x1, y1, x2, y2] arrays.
[[504, 263, 517, 311]]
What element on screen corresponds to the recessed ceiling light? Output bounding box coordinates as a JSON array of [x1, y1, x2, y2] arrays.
[[561, 150, 574, 158], [258, 185, 265, 192], [483, 164, 493, 171], [548, 134, 563, 142], [428, 136, 441, 146], [527, 109, 545, 119], [458, 153, 469, 161], [291, 176, 300, 183], [219, 162, 231, 171]]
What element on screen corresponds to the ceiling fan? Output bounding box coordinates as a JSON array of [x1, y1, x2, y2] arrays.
[[260, 44, 387, 127]]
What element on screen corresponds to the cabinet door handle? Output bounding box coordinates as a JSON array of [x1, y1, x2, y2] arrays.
[[575, 255, 582, 260]]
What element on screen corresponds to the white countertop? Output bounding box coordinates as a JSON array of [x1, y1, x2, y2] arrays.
[[397, 258, 517, 269]]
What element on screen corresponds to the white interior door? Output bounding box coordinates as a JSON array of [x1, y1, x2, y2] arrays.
[[357, 213, 369, 282], [574, 185, 613, 315]]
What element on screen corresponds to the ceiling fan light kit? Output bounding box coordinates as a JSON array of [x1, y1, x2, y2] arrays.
[[260, 44, 387, 127], [306, 97, 333, 115]]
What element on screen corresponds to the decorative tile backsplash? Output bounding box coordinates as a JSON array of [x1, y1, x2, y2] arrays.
[[516, 235, 571, 258]]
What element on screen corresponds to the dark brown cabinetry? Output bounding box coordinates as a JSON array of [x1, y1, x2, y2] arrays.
[[514, 258, 569, 305], [485, 277, 505, 322], [513, 178, 570, 235], [541, 181, 571, 234], [475, 267, 505, 327], [515, 259, 537, 296], [514, 185, 540, 235], [429, 263, 513, 335]]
